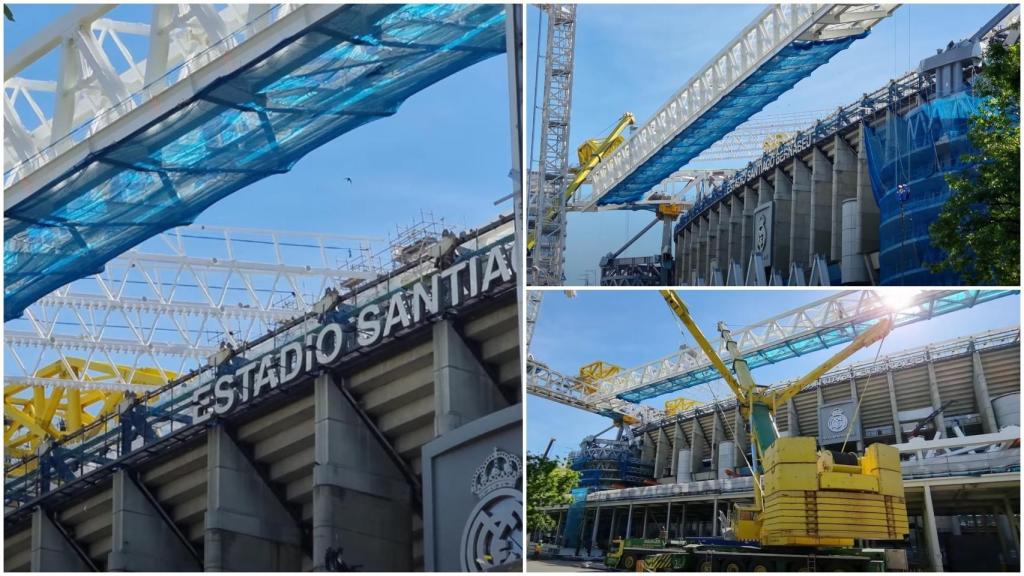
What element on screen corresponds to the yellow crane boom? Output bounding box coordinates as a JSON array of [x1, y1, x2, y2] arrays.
[[655, 290, 908, 548], [528, 112, 635, 251]]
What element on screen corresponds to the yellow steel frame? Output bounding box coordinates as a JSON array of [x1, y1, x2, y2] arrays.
[[4, 359, 171, 467], [576, 360, 621, 395], [663, 397, 700, 416]]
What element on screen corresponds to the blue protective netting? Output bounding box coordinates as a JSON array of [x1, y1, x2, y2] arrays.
[[597, 32, 867, 206], [863, 91, 982, 285], [4, 4, 505, 321], [563, 487, 591, 547]]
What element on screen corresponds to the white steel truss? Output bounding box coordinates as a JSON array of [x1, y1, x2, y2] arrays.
[[585, 3, 899, 208], [640, 326, 1021, 427], [526, 359, 662, 424], [529, 320, 1019, 424], [591, 290, 999, 402], [4, 4, 293, 184], [4, 224, 385, 393], [691, 109, 833, 162], [568, 169, 734, 212]]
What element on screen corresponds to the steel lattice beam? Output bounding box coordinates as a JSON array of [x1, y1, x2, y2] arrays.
[[526, 359, 661, 424], [529, 321, 1020, 424], [582, 4, 899, 209], [526, 290, 1016, 416], [4, 224, 387, 393], [596, 289, 1015, 403], [4, 4, 260, 177]]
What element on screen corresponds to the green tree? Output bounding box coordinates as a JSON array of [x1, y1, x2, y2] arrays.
[[929, 37, 1020, 284], [526, 454, 579, 539]]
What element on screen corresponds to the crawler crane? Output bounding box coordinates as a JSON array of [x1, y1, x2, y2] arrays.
[[607, 291, 909, 571]]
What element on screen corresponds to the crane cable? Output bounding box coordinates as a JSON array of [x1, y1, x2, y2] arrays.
[[840, 323, 890, 453]]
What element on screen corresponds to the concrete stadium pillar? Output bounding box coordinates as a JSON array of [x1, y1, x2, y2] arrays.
[[687, 224, 699, 285], [670, 422, 686, 479], [312, 374, 413, 572], [641, 507, 649, 538], [786, 399, 800, 436], [707, 209, 719, 281], [625, 504, 634, 538], [31, 508, 91, 572], [922, 485, 944, 572], [757, 176, 774, 207], [690, 418, 706, 475], [856, 124, 880, 256], [971, 351, 998, 433], [846, 377, 865, 452], [886, 370, 904, 443], [740, 186, 756, 268], [831, 135, 858, 265], [591, 507, 601, 549], [716, 204, 729, 281], [555, 510, 564, 544], [697, 216, 709, 284], [644, 431, 657, 464], [710, 409, 724, 476], [728, 196, 743, 268], [109, 470, 198, 571], [675, 230, 687, 285], [678, 228, 690, 285], [809, 147, 833, 262], [925, 357, 946, 435], [653, 428, 667, 478], [204, 425, 303, 571], [772, 167, 793, 279], [790, 158, 812, 268], [432, 320, 507, 435]]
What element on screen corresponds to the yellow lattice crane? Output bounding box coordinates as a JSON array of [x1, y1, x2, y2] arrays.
[[5, 359, 171, 473], [663, 397, 700, 416], [576, 360, 621, 395], [658, 290, 908, 548], [527, 112, 636, 251]]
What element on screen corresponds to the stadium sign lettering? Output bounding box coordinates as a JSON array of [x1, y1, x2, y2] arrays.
[[191, 242, 515, 423]]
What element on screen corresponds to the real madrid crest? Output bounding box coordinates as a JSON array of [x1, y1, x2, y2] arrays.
[[460, 448, 523, 571], [827, 407, 849, 433]]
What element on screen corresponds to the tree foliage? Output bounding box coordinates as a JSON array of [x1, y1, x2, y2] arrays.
[[526, 453, 579, 538], [929, 38, 1020, 284]]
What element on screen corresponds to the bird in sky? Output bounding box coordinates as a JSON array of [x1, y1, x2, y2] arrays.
[[344, 177, 353, 184]]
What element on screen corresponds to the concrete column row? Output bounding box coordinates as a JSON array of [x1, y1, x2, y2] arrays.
[[675, 126, 880, 286]]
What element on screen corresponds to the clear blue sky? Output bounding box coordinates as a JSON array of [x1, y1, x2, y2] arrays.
[[527, 290, 1020, 459], [526, 3, 1011, 283], [4, 5, 514, 241]]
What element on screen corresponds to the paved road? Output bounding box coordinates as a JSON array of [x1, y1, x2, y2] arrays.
[[527, 558, 612, 572]]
